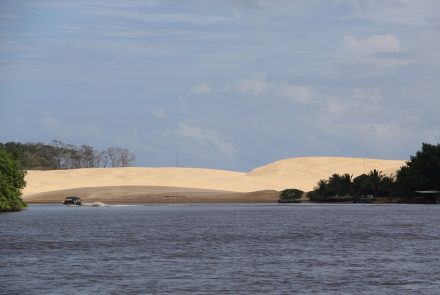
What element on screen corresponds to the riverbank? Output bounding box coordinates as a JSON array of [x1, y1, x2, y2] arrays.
[[23, 158, 405, 195], [22, 157, 405, 204], [23, 186, 280, 204]]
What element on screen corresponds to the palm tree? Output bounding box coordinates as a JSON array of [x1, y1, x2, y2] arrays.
[[315, 179, 328, 194], [367, 169, 384, 196], [328, 173, 352, 196]]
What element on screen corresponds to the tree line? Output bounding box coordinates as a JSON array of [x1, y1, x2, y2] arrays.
[[0, 141, 135, 170], [308, 170, 394, 202], [308, 143, 440, 202]]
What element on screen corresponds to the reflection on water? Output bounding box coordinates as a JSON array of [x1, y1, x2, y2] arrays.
[[1, 204, 440, 294]]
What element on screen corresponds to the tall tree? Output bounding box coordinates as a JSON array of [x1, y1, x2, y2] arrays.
[[0, 149, 26, 211], [327, 173, 352, 196], [396, 143, 440, 194]]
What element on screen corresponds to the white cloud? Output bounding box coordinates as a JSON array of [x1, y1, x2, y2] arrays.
[[232, 0, 288, 8], [354, 123, 413, 154], [192, 82, 212, 94], [276, 85, 312, 103], [317, 88, 384, 120], [340, 0, 440, 28], [343, 35, 400, 55], [338, 34, 412, 66], [176, 123, 236, 158], [41, 115, 101, 136], [149, 107, 167, 119], [236, 74, 270, 95], [226, 74, 315, 104], [86, 1, 158, 10], [89, 8, 237, 25]]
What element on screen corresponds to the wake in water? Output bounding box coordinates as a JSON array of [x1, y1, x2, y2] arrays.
[[81, 202, 142, 207], [82, 202, 109, 207]]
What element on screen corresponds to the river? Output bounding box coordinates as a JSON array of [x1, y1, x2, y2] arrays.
[[1, 204, 440, 294]]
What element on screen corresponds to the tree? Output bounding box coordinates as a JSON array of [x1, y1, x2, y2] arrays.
[[396, 143, 440, 195], [351, 174, 371, 196], [78, 145, 96, 168], [0, 149, 26, 212], [315, 179, 328, 194], [308, 143, 440, 202], [118, 148, 135, 167], [309, 174, 353, 202], [327, 173, 352, 196], [351, 170, 394, 197], [377, 175, 394, 197], [310, 169, 396, 201], [0, 141, 136, 170], [105, 147, 135, 167]]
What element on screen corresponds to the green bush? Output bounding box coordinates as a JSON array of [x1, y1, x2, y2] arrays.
[[279, 189, 303, 202], [0, 149, 26, 212]]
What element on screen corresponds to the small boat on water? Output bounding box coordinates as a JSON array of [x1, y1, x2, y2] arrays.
[[62, 196, 82, 205], [353, 195, 373, 203]]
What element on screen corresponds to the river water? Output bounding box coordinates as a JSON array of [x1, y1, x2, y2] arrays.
[[1, 204, 440, 294]]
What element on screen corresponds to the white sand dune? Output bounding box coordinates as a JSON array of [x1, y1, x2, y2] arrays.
[[23, 157, 406, 203], [247, 157, 405, 192]]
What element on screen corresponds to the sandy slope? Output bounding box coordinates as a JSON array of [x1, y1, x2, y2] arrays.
[[23, 157, 405, 203], [247, 157, 405, 192], [24, 186, 280, 204]]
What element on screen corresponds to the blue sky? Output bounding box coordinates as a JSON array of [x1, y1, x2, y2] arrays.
[[1, 0, 440, 171]]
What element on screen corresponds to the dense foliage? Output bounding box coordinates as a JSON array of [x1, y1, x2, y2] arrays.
[[0, 141, 135, 170], [279, 188, 303, 203], [0, 148, 26, 212], [395, 143, 440, 196], [309, 170, 394, 202], [309, 143, 440, 202]]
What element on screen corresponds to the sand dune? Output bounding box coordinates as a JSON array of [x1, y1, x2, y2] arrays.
[[247, 157, 405, 192], [23, 157, 406, 203]]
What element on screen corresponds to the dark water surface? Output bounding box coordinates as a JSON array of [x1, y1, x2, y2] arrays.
[[1, 204, 440, 294]]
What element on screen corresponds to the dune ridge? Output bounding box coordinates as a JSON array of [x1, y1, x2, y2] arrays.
[[23, 156, 406, 203]]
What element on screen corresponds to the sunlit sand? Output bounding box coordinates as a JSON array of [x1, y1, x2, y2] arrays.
[[23, 157, 405, 203]]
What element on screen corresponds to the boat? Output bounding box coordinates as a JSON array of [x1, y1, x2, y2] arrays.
[[353, 195, 373, 203], [62, 196, 82, 205]]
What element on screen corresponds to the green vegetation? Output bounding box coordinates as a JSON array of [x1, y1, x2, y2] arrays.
[[395, 143, 440, 197], [0, 141, 135, 170], [279, 188, 303, 203], [308, 143, 440, 203], [0, 148, 26, 212], [308, 170, 393, 202]]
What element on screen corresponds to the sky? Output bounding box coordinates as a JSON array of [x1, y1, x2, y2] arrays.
[[1, 0, 440, 171]]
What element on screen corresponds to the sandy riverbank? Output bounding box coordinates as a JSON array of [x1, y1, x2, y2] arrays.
[[24, 186, 280, 204], [23, 156, 405, 204]]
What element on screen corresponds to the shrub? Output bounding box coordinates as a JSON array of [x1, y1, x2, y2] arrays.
[[279, 189, 303, 202]]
